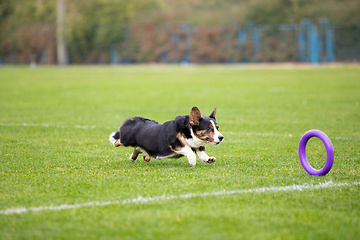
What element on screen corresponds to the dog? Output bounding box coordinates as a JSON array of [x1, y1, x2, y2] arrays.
[[109, 106, 223, 167]]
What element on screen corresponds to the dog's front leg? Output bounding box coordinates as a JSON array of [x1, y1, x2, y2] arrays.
[[174, 146, 197, 167], [195, 146, 216, 163]]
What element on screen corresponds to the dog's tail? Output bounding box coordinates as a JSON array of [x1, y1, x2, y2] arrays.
[[109, 131, 122, 147]]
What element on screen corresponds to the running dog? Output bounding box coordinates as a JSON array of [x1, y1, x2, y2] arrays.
[[109, 106, 223, 167]]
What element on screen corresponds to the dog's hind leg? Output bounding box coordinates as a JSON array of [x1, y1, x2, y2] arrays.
[[129, 147, 141, 162], [109, 131, 123, 147], [114, 140, 122, 147]]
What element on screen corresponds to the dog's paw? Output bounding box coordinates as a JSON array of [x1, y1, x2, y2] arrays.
[[129, 154, 138, 162], [188, 158, 197, 167], [206, 157, 216, 163], [143, 156, 151, 162]]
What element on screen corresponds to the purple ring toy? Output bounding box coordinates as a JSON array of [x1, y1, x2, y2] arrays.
[[298, 130, 334, 176]]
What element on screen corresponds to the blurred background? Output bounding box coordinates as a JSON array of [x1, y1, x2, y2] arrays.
[[0, 0, 359, 65]]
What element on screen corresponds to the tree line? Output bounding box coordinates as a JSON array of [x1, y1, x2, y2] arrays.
[[0, 0, 359, 64]]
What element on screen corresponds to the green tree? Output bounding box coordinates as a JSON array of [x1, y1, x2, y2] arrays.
[[1, 0, 55, 63], [66, 0, 156, 63]]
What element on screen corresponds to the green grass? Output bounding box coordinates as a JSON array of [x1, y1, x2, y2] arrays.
[[0, 65, 359, 239]]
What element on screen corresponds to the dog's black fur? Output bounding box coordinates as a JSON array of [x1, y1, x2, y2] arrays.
[[109, 106, 223, 167]]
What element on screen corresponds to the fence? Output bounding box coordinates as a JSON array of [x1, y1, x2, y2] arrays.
[[115, 18, 360, 64], [1, 18, 359, 64]]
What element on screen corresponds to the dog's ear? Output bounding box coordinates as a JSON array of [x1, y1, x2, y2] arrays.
[[209, 107, 217, 119], [190, 106, 202, 126]]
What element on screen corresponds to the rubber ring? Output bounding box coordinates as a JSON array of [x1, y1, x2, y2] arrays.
[[298, 129, 334, 176]]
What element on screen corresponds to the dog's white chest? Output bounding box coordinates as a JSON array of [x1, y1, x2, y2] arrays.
[[180, 130, 208, 149]]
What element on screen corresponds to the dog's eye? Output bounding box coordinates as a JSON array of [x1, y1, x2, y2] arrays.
[[208, 126, 212, 131]]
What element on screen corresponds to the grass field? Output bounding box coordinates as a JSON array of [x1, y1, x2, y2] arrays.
[[0, 65, 359, 239]]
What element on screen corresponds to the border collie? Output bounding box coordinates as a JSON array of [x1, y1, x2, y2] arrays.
[[109, 106, 223, 167]]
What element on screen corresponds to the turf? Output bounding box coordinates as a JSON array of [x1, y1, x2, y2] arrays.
[[0, 65, 359, 239]]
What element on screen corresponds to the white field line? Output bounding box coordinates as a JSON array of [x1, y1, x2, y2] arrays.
[[223, 131, 351, 140], [0, 122, 355, 140], [224, 131, 296, 138], [223, 132, 351, 140], [0, 122, 113, 130], [1, 181, 359, 215]]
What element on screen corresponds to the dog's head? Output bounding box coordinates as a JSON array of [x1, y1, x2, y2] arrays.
[[189, 106, 224, 145]]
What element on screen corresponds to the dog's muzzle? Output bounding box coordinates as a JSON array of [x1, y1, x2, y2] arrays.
[[210, 135, 224, 145]]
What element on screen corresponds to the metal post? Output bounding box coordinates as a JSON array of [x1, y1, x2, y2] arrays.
[[238, 28, 246, 43], [299, 18, 319, 63], [298, 31, 305, 62], [181, 22, 191, 63], [311, 25, 319, 63], [319, 18, 334, 62], [245, 22, 261, 62], [252, 26, 261, 62], [327, 27, 334, 62], [110, 47, 118, 65], [318, 18, 330, 62], [56, 0, 69, 65]]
